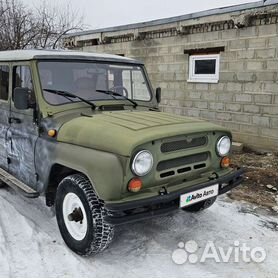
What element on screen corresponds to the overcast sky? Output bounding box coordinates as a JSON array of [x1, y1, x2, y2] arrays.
[[25, 0, 259, 29]]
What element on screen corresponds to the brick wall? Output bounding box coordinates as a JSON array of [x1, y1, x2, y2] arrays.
[[66, 7, 278, 151]]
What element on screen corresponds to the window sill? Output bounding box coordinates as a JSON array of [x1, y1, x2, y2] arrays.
[[187, 79, 219, 84]]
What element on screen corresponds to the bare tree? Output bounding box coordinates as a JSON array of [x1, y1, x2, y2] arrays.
[[0, 0, 84, 50], [0, 0, 38, 50], [34, 1, 84, 49]]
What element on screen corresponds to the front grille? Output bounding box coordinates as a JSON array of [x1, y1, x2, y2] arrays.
[[157, 152, 209, 172], [161, 136, 207, 153]]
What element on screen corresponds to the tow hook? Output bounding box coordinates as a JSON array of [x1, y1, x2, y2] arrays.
[[159, 186, 168, 196], [209, 172, 219, 180]]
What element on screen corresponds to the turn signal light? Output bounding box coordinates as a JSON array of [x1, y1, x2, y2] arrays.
[[48, 129, 57, 137], [221, 157, 230, 168], [128, 178, 142, 193]]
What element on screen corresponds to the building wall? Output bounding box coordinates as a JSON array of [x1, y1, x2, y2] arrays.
[[66, 8, 278, 151]]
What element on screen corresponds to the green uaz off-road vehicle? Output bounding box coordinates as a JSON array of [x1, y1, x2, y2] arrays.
[[0, 50, 243, 255]]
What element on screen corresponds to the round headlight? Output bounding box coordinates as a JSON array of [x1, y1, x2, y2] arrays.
[[131, 150, 153, 176], [216, 136, 231, 156]]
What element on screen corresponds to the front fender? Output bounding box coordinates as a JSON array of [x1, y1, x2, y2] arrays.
[[35, 138, 125, 201]]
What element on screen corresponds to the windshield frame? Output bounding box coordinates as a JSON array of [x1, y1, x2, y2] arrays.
[[37, 59, 154, 107]]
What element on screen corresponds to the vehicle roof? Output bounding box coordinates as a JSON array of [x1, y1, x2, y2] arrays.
[[0, 49, 143, 64]]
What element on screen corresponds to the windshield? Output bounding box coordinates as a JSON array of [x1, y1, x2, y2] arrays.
[[38, 61, 152, 105]]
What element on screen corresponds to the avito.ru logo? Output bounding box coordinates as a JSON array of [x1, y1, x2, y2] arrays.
[[172, 240, 266, 265]]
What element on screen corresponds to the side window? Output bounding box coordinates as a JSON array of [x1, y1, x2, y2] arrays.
[[131, 70, 150, 101], [0, 65, 9, 101], [122, 70, 132, 98], [107, 69, 115, 88], [13, 65, 36, 105], [13, 66, 33, 90]]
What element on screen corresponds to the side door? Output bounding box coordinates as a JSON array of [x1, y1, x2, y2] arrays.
[[0, 65, 10, 171], [7, 64, 39, 188]]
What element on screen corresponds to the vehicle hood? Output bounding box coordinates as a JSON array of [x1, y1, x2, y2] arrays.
[[57, 111, 228, 156]]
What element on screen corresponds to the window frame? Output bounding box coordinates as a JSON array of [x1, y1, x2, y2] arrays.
[[188, 54, 220, 84]]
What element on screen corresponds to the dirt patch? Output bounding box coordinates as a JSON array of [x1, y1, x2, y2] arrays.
[[228, 150, 278, 212]]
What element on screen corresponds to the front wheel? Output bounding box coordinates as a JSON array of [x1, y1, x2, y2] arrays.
[[182, 197, 217, 212], [55, 174, 114, 256]]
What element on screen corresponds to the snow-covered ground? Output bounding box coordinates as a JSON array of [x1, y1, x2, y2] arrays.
[[0, 187, 277, 278]]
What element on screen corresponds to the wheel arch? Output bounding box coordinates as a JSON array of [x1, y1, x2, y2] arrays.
[[45, 163, 97, 206], [36, 142, 124, 204]]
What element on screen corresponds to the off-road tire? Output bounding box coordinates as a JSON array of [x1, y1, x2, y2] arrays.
[[182, 197, 217, 212], [55, 174, 114, 256]]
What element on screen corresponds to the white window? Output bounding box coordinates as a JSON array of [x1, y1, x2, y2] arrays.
[[188, 54, 220, 83]]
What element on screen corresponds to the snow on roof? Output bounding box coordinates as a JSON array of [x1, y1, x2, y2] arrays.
[[0, 49, 141, 64]]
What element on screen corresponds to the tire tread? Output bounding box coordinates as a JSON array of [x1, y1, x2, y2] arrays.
[[57, 174, 114, 256]]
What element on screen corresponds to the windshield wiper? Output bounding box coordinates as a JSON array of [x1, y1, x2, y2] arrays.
[[96, 89, 138, 108], [43, 88, 96, 110]]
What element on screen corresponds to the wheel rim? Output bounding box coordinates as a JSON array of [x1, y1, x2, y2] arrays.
[[62, 192, 88, 241]]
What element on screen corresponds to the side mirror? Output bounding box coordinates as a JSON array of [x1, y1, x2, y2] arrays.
[[156, 87, 161, 104], [13, 87, 31, 110]]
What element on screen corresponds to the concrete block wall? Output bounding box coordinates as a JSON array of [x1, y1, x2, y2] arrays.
[[68, 10, 278, 151]]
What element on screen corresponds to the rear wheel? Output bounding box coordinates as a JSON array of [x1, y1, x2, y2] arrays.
[[55, 174, 114, 256], [182, 197, 217, 212]]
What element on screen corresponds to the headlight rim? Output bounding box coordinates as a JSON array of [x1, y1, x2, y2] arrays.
[[216, 136, 231, 157], [131, 150, 153, 177]]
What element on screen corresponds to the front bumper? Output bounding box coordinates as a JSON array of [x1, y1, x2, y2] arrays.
[[104, 168, 244, 225]]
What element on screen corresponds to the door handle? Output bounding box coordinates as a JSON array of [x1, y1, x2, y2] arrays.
[[8, 117, 22, 124]]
